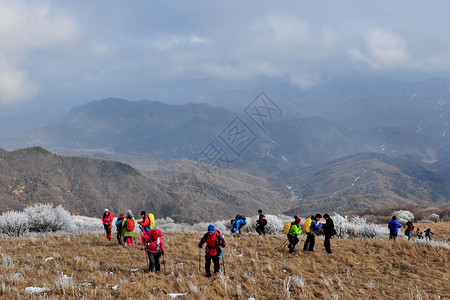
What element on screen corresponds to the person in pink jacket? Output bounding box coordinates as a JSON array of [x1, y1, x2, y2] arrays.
[[141, 229, 164, 272]]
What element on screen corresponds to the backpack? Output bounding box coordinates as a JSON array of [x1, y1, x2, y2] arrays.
[[148, 213, 155, 229], [235, 214, 246, 221], [283, 221, 293, 235], [262, 216, 267, 225], [126, 218, 135, 231], [149, 228, 162, 239], [145, 237, 161, 252], [303, 218, 312, 234]]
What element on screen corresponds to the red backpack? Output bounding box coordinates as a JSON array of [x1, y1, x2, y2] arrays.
[[126, 218, 135, 231]]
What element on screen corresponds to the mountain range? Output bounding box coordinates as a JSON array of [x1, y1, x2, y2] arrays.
[[0, 76, 449, 217]]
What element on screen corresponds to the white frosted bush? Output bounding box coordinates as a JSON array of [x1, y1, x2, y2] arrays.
[[391, 210, 414, 225], [333, 214, 387, 239], [426, 213, 440, 223], [0, 211, 29, 237], [24, 204, 74, 233], [71, 216, 104, 233]]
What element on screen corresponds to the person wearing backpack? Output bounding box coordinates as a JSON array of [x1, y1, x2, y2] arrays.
[[231, 214, 247, 235], [303, 214, 322, 252], [121, 210, 136, 246], [287, 216, 302, 253], [115, 213, 125, 246], [141, 229, 164, 272], [388, 216, 402, 240], [405, 221, 414, 241], [138, 211, 155, 234], [198, 224, 226, 277], [322, 214, 336, 254], [102, 209, 114, 241], [255, 209, 267, 236]]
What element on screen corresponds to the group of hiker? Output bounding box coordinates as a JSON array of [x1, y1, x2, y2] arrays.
[[387, 216, 435, 241], [102, 209, 436, 277], [283, 213, 336, 254]]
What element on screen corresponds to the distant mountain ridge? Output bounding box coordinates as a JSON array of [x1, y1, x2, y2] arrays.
[[0, 147, 290, 222], [281, 152, 449, 216]]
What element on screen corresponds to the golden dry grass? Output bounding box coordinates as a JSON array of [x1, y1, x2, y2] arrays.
[[0, 224, 449, 299]]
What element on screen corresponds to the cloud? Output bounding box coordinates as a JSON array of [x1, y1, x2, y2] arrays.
[[349, 28, 409, 69], [289, 73, 322, 89], [0, 56, 37, 104], [0, 0, 78, 104]]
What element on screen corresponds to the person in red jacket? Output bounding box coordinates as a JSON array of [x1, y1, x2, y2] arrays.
[[141, 229, 164, 272], [198, 224, 226, 277], [102, 209, 113, 241]]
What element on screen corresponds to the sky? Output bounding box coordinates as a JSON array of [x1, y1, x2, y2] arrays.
[[1, 0, 450, 115]]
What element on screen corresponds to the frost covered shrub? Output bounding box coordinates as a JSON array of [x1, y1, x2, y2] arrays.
[[71, 216, 104, 233], [426, 213, 440, 223], [391, 210, 414, 225], [0, 211, 29, 237], [333, 214, 387, 239], [24, 204, 74, 233]]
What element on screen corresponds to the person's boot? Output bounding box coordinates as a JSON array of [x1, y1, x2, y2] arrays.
[[206, 273, 211, 277]]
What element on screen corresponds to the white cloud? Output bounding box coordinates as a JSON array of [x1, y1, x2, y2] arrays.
[[0, 56, 37, 104], [289, 73, 322, 89], [349, 28, 409, 69], [0, 0, 78, 104], [154, 35, 209, 50]]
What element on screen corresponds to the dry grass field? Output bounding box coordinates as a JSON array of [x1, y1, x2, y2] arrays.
[[0, 223, 449, 299]]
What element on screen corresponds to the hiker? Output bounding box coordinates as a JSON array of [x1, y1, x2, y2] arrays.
[[102, 209, 114, 241], [303, 214, 322, 252], [322, 214, 336, 254], [416, 227, 423, 239], [138, 211, 155, 234], [231, 214, 247, 235], [388, 216, 402, 240], [287, 216, 302, 253], [141, 229, 164, 272], [121, 210, 136, 245], [115, 213, 125, 245], [424, 228, 434, 241], [198, 224, 226, 277], [405, 221, 414, 241], [255, 209, 267, 236]]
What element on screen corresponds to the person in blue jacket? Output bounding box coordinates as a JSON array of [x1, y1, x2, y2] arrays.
[[388, 216, 402, 240], [115, 213, 125, 245], [303, 214, 322, 251], [231, 214, 247, 235]]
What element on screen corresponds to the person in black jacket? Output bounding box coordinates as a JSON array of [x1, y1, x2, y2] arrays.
[[322, 214, 335, 254], [255, 209, 267, 236]]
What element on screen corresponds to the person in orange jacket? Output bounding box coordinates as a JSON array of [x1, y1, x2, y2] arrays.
[[102, 209, 113, 241], [138, 211, 150, 234]]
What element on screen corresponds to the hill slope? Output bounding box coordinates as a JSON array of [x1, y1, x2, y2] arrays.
[[0, 147, 289, 222], [280, 152, 450, 216], [0, 231, 448, 299]]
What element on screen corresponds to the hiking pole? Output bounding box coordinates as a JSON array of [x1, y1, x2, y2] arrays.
[[221, 245, 226, 276], [276, 239, 289, 250], [144, 249, 149, 271], [198, 248, 201, 272], [162, 253, 166, 271]]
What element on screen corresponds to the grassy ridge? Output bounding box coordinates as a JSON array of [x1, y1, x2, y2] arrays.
[[0, 224, 449, 299]]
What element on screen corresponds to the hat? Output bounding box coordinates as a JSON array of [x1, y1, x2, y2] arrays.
[[315, 214, 322, 219], [126, 210, 133, 217], [295, 216, 301, 223], [104, 208, 109, 212], [208, 224, 215, 232], [119, 213, 124, 218], [140, 210, 146, 216]]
